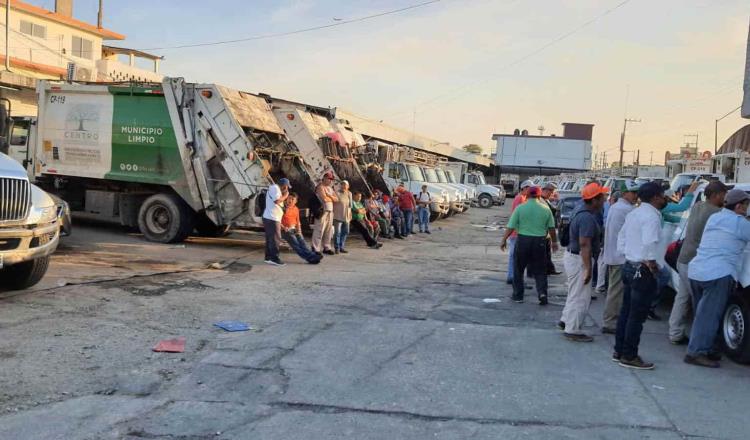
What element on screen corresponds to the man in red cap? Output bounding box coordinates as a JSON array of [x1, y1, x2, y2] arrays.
[[312, 171, 339, 255], [501, 186, 558, 305], [559, 182, 607, 342]]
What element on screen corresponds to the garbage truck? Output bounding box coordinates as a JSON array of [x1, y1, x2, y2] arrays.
[[7, 78, 272, 243]]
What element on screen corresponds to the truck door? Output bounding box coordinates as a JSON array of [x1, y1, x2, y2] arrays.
[[7, 118, 32, 170], [737, 152, 750, 183]]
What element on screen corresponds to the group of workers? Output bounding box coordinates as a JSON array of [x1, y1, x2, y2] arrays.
[[502, 177, 748, 370], [261, 172, 434, 266]]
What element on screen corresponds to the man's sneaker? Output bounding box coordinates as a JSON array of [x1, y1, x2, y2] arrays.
[[564, 333, 594, 342], [684, 354, 720, 368], [425, 230, 431, 234], [647, 311, 662, 321], [595, 287, 606, 294], [707, 351, 723, 361], [556, 321, 566, 331], [307, 258, 321, 265], [323, 249, 335, 256], [601, 327, 616, 334], [265, 258, 286, 267], [340, 249, 349, 254], [334, 249, 340, 255], [512, 297, 524, 303], [538, 295, 548, 306], [611, 352, 621, 362], [618, 356, 655, 370], [669, 336, 689, 345]]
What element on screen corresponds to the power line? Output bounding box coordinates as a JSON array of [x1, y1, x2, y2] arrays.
[[383, 0, 633, 120], [137, 0, 442, 51]]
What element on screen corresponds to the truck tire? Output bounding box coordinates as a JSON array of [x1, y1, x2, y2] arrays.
[[138, 193, 195, 243], [194, 214, 231, 238], [429, 211, 441, 222], [721, 294, 750, 363], [478, 194, 493, 208], [0, 256, 50, 290]]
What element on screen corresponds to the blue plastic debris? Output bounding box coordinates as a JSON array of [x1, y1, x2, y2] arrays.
[[213, 321, 251, 332]]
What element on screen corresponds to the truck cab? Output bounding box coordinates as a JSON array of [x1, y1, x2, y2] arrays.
[[434, 167, 471, 213], [422, 166, 463, 215], [443, 169, 476, 211], [382, 162, 449, 220], [462, 171, 503, 208]]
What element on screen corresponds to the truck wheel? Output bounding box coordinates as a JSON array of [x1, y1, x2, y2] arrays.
[[0, 256, 50, 290], [478, 194, 493, 208], [721, 294, 750, 363], [429, 212, 441, 222], [194, 214, 231, 238], [138, 193, 195, 243]]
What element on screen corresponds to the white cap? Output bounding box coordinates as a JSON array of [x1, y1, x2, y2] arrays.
[[520, 180, 534, 189]]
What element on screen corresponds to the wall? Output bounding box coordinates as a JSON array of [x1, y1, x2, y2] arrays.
[[495, 136, 592, 170]]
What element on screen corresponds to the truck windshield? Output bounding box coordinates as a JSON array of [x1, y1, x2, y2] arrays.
[[406, 164, 424, 182], [435, 169, 449, 183], [445, 170, 458, 184], [476, 174, 486, 185], [423, 167, 440, 183]]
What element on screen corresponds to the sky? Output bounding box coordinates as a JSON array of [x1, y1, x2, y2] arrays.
[[29, 0, 750, 165]]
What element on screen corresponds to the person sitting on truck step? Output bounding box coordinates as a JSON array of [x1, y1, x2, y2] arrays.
[[417, 185, 432, 234], [312, 172, 339, 256], [332, 180, 352, 254], [685, 188, 750, 368], [397, 184, 417, 237], [351, 192, 382, 249], [281, 193, 321, 264], [366, 192, 388, 239], [263, 178, 291, 267], [377, 191, 393, 237]]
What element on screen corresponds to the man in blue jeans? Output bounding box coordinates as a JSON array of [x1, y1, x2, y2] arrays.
[[685, 188, 750, 368], [416, 185, 432, 234], [614, 182, 667, 370]]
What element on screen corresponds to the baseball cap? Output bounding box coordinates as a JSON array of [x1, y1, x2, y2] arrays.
[[528, 186, 541, 197], [581, 182, 609, 200], [725, 188, 750, 205], [543, 182, 558, 190], [323, 171, 335, 180], [520, 180, 534, 189], [618, 180, 639, 193], [278, 177, 291, 188]]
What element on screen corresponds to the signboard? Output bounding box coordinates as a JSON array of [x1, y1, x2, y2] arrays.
[[743, 18, 750, 118], [685, 159, 711, 173]]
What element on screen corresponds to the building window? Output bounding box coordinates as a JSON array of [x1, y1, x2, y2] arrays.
[[20, 20, 46, 38], [72, 36, 93, 60]]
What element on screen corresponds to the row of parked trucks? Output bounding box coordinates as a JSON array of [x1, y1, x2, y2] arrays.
[[0, 78, 502, 288]]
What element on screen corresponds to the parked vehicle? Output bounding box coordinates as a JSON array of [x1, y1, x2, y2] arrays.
[[443, 162, 503, 208], [6, 79, 273, 244], [668, 172, 724, 193], [436, 167, 473, 212], [422, 166, 464, 215], [555, 193, 582, 246], [0, 152, 59, 290]]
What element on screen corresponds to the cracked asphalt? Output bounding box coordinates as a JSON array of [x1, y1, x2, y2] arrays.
[[0, 205, 748, 439]]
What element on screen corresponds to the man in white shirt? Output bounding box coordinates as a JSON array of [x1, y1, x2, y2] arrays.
[[417, 185, 432, 234], [600, 182, 639, 333], [312, 172, 339, 255], [613, 182, 667, 370], [263, 178, 291, 266]]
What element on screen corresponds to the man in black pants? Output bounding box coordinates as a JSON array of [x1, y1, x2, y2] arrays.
[[541, 183, 561, 275], [501, 186, 559, 305]]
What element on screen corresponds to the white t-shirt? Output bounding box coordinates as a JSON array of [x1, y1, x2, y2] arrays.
[[418, 191, 431, 204], [263, 184, 284, 221]]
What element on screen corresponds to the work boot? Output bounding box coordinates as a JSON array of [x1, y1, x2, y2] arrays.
[[611, 352, 621, 362], [684, 354, 720, 368], [618, 356, 655, 370], [556, 321, 565, 331], [564, 333, 593, 342], [601, 327, 616, 334], [538, 295, 548, 306]]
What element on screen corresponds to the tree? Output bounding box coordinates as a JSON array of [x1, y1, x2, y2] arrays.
[[462, 144, 483, 154]]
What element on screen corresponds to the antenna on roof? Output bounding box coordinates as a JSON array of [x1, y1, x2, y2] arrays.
[[538, 125, 545, 136]]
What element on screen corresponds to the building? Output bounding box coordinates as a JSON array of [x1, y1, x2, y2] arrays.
[[0, 0, 163, 115], [492, 122, 593, 175]]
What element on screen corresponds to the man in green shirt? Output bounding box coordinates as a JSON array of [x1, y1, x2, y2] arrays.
[[501, 186, 559, 304]]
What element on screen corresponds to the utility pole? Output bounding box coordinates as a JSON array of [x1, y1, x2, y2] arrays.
[[5, 0, 11, 72], [649, 151, 654, 166], [97, 0, 104, 29], [715, 105, 742, 154], [635, 149, 640, 176], [619, 118, 641, 175]]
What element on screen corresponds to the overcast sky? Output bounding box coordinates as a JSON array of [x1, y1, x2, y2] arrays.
[[32, 0, 750, 164]]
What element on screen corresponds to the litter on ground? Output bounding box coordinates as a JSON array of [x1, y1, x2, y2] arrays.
[[152, 337, 186, 353], [213, 321, 251, 332]]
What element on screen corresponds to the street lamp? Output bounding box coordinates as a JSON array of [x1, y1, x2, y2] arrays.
[[715, 105, 742, 154]]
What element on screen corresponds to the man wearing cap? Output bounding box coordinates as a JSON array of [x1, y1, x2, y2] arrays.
[[506, 180, 534, 285], [501, 186, 558, 305], [262, 178, 291, 266], [559, 182, 607, 341], [541, 182, 561, 275], [613, 182, 667, 369], [600, 182, 639, 334], [333, 180, 353, 254], [312, 172, 339, 255], [684, 188, 750, 368], [669, 181, 728, 344]]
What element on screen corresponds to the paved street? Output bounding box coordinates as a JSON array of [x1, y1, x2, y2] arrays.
[[1, 205, 748, 440]]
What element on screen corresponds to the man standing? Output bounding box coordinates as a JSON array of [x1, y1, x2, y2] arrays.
[[501, 186, 558, 305], [312, 172, 339, 255], [613, 182, 667, 370], [262, 178, 291, 266], [506, 180, 534, 285], [417, 185, 432, 234], [595, 191, 620, 295], [333, 180, 352, 254], [559, 182, 607, 342], [281, 193, 321, 264], [541, 182, 561, 275], [397, 184, 417, 237], [601, 183, 639, 334], [669, 181, 727, 344], [685, 189, 750, 368]]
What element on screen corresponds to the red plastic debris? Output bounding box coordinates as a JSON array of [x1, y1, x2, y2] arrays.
[[152, 337, 186, 353]]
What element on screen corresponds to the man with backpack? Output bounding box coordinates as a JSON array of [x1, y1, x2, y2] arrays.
[[312, 172, 339, 256], [416, 185, 432, 234]]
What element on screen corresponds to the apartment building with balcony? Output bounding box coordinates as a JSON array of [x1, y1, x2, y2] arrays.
[[0, 0, 163, 115]]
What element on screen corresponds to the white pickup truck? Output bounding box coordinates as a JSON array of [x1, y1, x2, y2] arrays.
[[0, 152, 60, 290]]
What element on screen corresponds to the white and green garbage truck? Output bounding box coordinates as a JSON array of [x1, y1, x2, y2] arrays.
[[6, 78, 272, 243]]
